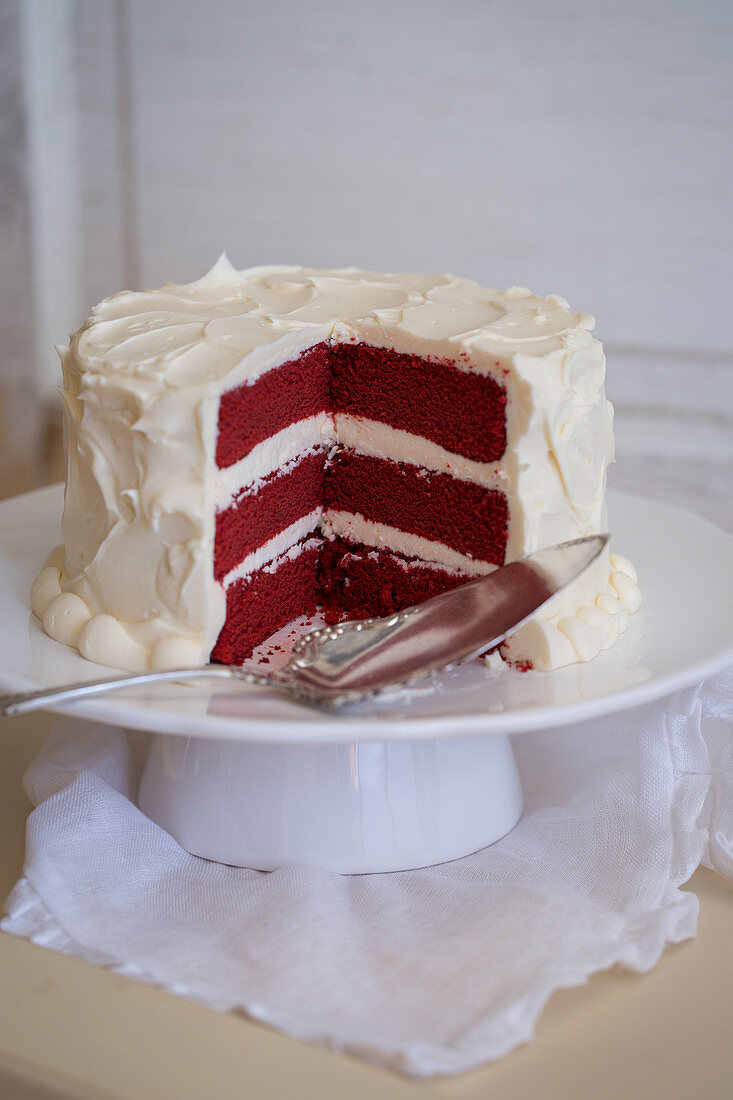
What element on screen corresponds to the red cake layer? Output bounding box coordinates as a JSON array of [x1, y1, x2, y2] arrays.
[[214, 450, 326, 581], [216, 341, 507, 470], [324, 449, 508, 565], [319, 537, 468, 623], [328, 343, 506, 463], [216, 344, 330, 468], [211, 540, 322, 664]]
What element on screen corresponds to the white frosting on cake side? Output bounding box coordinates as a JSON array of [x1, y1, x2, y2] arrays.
[[31, 258, 640, 672]]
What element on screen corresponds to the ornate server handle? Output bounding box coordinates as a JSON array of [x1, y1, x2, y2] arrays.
[[0, 665, 281, 717]]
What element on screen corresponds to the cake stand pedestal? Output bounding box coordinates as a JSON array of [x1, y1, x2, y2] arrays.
[[138, 731, 523, 873], [6, 488, 733, 873]]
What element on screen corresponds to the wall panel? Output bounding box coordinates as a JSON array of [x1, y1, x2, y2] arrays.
[[11, 0, 733, 469]]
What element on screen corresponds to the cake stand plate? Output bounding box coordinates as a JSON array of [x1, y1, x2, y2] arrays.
[[1, 486, 732, 872]]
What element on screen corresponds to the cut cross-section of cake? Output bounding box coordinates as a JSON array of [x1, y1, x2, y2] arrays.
[[31, 257, 641, 674], [210, 339, 510, 663]]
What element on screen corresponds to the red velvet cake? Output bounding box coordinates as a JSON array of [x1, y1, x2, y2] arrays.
[[211, 339, 509, 663], [31, 259, 641, 674]]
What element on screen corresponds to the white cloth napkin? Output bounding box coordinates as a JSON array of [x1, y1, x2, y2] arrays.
[[3, 668, 732, 1078]]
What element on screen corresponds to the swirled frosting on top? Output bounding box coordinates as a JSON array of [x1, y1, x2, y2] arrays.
[[31, 258, 639, 674], [74, 254, 597, 390]]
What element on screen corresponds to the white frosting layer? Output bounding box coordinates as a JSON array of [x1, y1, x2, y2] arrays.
[[213, 415, 330, 511], [321, 511, 493, 577], [334, 415, 503, 488], [33, 257, 639, 672], [221, 511, 323, 588], [74, 255, 597, 384], [215, 413, 504, 529]]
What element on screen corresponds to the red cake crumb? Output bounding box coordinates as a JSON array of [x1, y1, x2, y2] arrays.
[[319, 537, 467, 623], [216, 344, 331, 468], [211, 541, 321, 664], [328, 343, 506, 463]]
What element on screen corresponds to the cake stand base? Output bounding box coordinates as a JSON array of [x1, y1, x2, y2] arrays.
[[138, 731, 523, 874]]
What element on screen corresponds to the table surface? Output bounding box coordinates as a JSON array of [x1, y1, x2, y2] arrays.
[[1, 463, 732, 1099], [2, 705, 733, 1099]]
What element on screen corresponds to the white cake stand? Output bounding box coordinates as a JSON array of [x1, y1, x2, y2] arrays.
[[138, 728, 524, 872], [2, 487, 732, 872]]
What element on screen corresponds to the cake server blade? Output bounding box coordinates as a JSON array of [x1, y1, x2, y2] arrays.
[[285, 534, 609, 703], [0, 535, 608, 715]]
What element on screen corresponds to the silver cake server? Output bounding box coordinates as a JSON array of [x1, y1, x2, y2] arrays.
[[1, 535, 607, 716]]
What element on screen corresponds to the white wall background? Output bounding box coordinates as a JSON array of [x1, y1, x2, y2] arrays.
[[3, 0, 732, 507]]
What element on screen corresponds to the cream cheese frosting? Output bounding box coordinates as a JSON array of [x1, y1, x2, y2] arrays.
[[31, 257, 640, 673]]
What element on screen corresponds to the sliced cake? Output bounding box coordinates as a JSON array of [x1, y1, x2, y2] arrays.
[[31, 258, 641, 673]]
